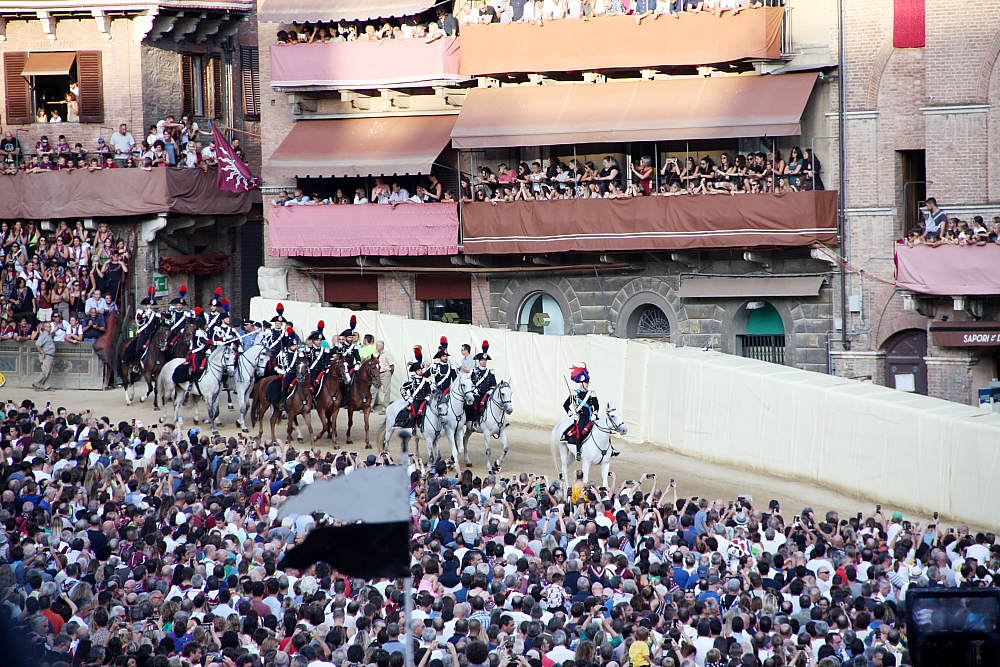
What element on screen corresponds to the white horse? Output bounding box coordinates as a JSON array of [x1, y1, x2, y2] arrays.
[[464, 381, 513, 473], [550, 402, 627, 487], [157, 343, 237, 433], [380, 372, 472, 461], [230, 343, 270, 432], [439, 372, 474, 465]]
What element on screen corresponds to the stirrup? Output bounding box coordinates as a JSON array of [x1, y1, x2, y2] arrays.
[[611, 448, 621, 457]]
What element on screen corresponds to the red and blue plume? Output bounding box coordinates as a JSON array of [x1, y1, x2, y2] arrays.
[[287, 327, 294, 335], [349, 314, 357, 330], [148, 285, 155, 296], [214, 288, 223, 297], [482, 340, 489, 354], [194, 306, 204, 316], [440, 335, 448, 351], [276, 303, 284, 315], [222, 299, 230, 314], [414, 345, 422, 363], [570, 363, 590, 384], [179, 284, 188, 299], [317, 320, 325, 332]]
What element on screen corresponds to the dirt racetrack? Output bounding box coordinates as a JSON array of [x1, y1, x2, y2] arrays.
[[0, 386, 954, 529]]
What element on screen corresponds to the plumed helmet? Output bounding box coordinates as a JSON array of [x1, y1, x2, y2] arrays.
[[570, 363, 590, 384]]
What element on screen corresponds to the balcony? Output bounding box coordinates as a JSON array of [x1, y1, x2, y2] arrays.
[[895, 243, 1000, 296], [0, 167, 252, 220], [269, 37, 466, 90], [268, 202, 459, 257], [459, 8, 784, 77], [461, 190, 837, 254]]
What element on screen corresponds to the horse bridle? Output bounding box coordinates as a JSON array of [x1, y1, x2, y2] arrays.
[[484, 382, 511, 427], [592, 409, 626, 436], [443, 378, 474, 421]]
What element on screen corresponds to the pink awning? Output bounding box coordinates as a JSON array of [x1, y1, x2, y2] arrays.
[[258, 0, 430, 23], [268, 202, 459, 257], [895, 243, 1000, 296], [270, 38, 465, 89]]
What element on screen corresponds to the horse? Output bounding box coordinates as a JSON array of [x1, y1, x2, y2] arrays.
[[550, 403, 628, 487], [252, 359, 315, 445], [463, 381, 514, 473], [229, 343, 271, 432], [344, 356, 381, 447], [378, 372, 473, 462], [119, 326, 167, 408], [166, 321, 196, 360], [438, 372, 474, 466], [315, 354, 349, 445], [157, 343, 237, 432]]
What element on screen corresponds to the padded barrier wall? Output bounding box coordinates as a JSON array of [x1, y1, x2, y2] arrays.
[[250, 298, 1000, 529]]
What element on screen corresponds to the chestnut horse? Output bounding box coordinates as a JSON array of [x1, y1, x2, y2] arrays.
[[252, 359, 315, 445], [345, 356, 381, 447], [315, 354, 349, 445]]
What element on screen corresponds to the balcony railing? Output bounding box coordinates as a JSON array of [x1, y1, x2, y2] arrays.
[[269, 37, 466, 90], [460, 190, 837, 255], [0, 167, 251, 219], [895, 242, 1000, 297], [459, 8, 784, 77], [737, 334, 786, 365]]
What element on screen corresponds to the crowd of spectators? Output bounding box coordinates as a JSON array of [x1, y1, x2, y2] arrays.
[[274, 0, 785, 43], [462, 151, 823, 203], [0, 116, 239, 174], [904, 198, 1000, 247], [0, 399, 995, 667], [0, 221, 129, 345], [275, 176, 454, 207]]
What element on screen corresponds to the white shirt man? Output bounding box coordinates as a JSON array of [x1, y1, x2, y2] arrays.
[[388, 185, 410, 202], [109, 124, 136, 160]]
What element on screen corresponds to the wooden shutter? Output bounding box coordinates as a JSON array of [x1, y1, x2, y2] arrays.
[[76, 51, 104, 123], [181, 54, 195, 117], [209, 54, 223, 119], [3, 52, 31, 125], [240, 46, 260, 117]]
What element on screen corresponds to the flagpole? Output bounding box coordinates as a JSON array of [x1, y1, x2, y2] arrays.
[[404, 575, 415, 667]]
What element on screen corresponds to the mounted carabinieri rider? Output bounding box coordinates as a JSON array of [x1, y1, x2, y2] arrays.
[[563, 364, 600, 461], [468, 340, 496, 426], [163, 285, 191, 353]]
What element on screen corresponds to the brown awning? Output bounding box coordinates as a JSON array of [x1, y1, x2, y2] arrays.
[[325, 275, 379, 303], [258, 0, 430, 24], [21, 52, 76, 77], [461, 190, 838, 254], [451, 73, 817, 149], [266, 115, 456, 180], [678, 277, 825, 298], [459, 8, 783, 76], [159, 252, 233, 277], [415, 274, 471, 301]]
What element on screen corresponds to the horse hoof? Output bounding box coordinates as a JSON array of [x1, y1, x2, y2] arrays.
[[346, 439, 353, 445], [365, 444, 372, 449], [465, 462, 473, 468], [242, 427, 249, 433], [140, 395, 146, 403], [334, 445, 341, 450], [159, 416, 165, 423], [228, 404, 234, 410]]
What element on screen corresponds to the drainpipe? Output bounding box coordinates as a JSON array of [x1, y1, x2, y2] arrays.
[[837, 0, 850, 351]]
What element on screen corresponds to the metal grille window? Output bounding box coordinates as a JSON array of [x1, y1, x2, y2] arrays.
[[737, 334, 786, 365], [635, 305, 671, 338]]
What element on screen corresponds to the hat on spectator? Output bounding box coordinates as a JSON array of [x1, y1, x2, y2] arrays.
[[734, 512, 748, 526], [892, 511, 903, 521], [366, 454, 377, 465], [708, 575, 720, 585]]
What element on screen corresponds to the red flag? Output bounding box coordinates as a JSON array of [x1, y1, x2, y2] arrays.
[[212, 123, 259, 193]]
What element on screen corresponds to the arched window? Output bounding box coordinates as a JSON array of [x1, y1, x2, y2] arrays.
[[737, 301, 786, 364], [627, 304, 671, 339], [518, 292, 565, 335]]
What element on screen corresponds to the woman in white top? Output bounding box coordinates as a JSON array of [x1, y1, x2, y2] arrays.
[[65, 92, 79, 122]]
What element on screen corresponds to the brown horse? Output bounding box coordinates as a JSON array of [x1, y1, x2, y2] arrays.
[[119, 326, 167, 408], [345, 356, 381, 447], [166, 320, 197, 359], [315, 354, 349, 446], [252, 360, 315, 444]]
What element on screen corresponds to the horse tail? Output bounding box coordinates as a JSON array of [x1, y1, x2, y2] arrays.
[[157, 362, 172, 404]]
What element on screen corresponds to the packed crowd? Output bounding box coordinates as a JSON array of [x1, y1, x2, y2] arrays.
[[275, 0, 784, 43], [0, 220, 129, 346], [464, 151, 823, 203], [904, 198, 1000, 247], [0, 396, 995, 667], [0, 117, 243, 174], [275, 176, 454, 207]]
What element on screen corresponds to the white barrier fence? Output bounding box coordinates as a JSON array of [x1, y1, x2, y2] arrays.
[[250, 298, 1000, 529]]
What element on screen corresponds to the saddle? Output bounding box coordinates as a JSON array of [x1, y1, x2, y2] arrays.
[[310, 369, 326, 394], [265, 378, 285, 405], [562, 421, 594, 445], [173, 354, 207, 385]]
